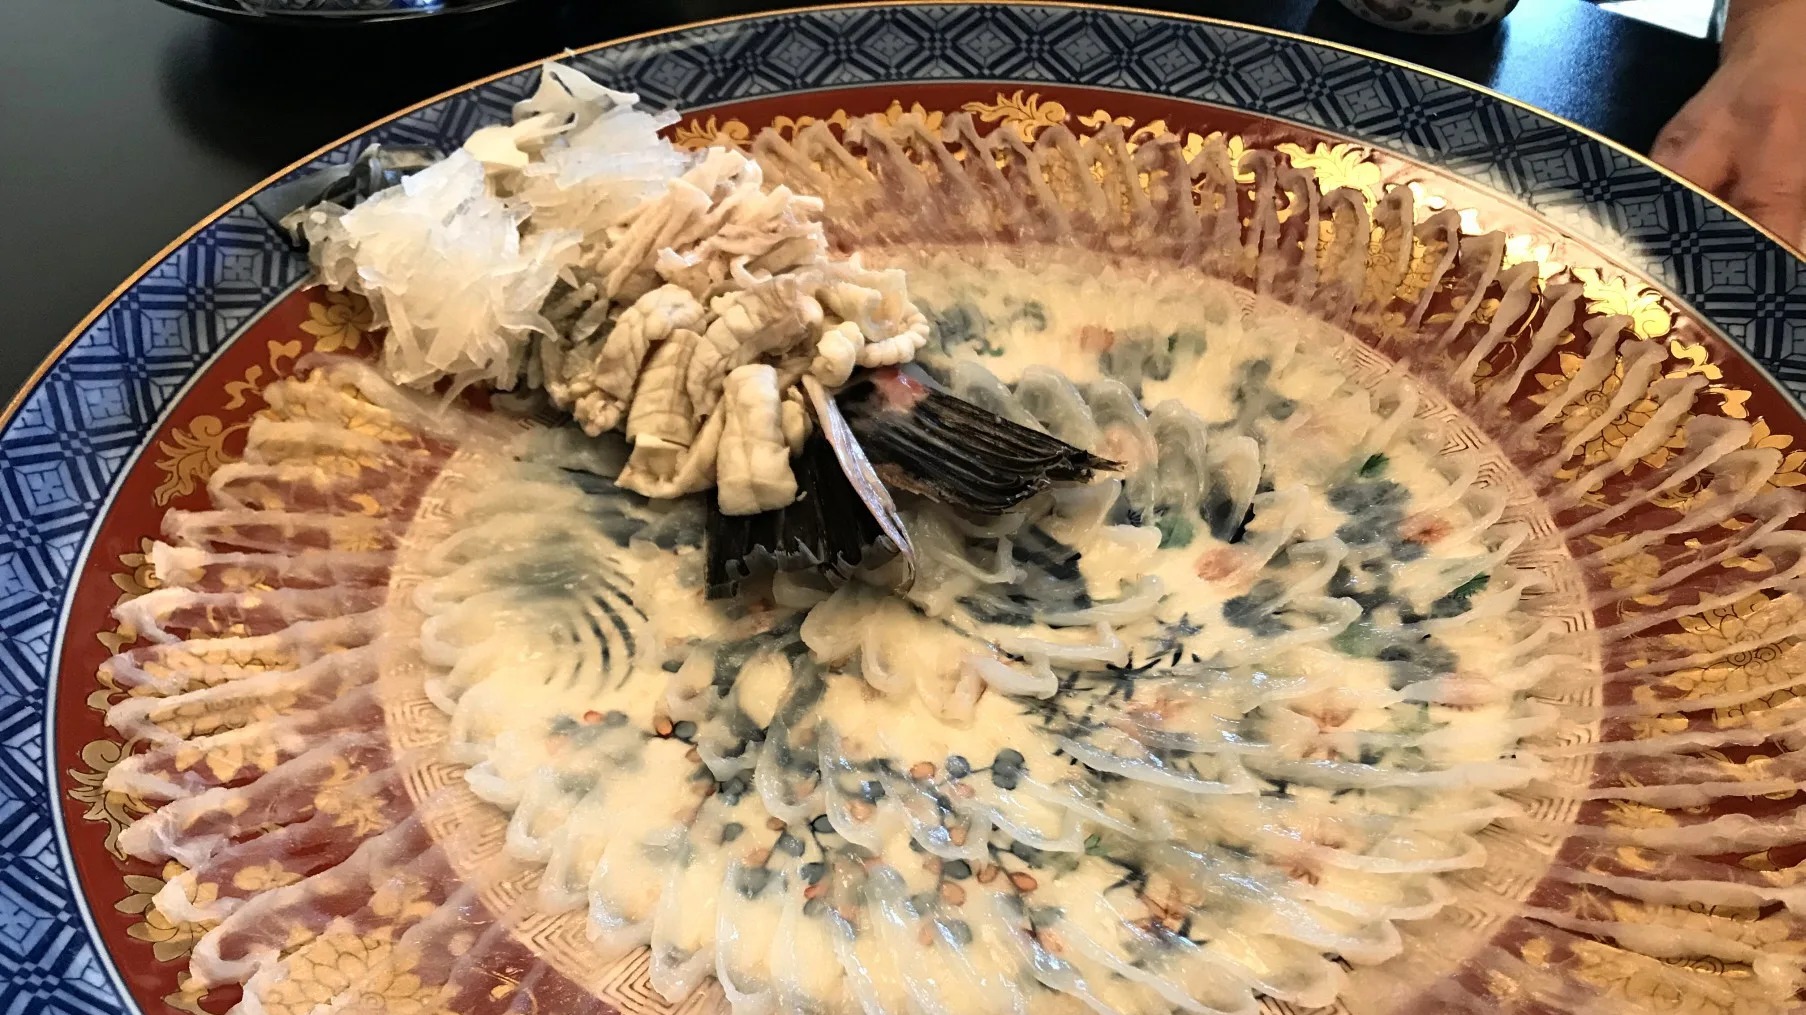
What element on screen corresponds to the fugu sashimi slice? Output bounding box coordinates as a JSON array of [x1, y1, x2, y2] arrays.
[[108, 684, 383, 801], [163, 508, 397, 553], [1196, 928, 1345, 1008], [102, 614, 379, 694], [1054, 891, 1261, 1015], [1143, 842, 1403, 963], [150, 544, 392, 592], [585, 738, 711, 937], [115, 734, 388, 863], [259, 365, 448, 436], [866, 864, 978, 1015], [766, 854, 855, 1014], [834, 886, 921, 1015], [1184, 792, 1485, 874], [206, 459, 421, 515], [151, 780, 403, 923], [539, 770, 639, 906], [113, 584, 384, 642], [190, 814, 442, 986], [105, 644, 379, 742], [923, 888, 1036, 1015], [648, 812, 737, 1001], [715, 858, 785, 1012], [504, 766, 604, 863]]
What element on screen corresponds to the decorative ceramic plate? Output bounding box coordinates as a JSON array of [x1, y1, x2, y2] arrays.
[[7, 4, 1805, 1015]]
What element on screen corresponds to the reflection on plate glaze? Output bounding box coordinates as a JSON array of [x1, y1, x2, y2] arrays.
[[67, 98, 1806, 1015]]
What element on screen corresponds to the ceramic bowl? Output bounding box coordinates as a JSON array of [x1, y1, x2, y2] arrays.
[[1333, 0, 1522, 33]]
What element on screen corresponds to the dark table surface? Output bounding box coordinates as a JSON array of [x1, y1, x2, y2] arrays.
[[1, 0, 1718, 402]]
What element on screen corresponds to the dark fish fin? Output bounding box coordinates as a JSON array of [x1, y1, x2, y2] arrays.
[[252, 144, 443, 244], [838, 367, 1119, 514], [705, 429, 896, 600]]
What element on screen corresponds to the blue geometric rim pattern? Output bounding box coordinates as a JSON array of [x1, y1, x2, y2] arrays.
[[2, 5, 1801, 1011]]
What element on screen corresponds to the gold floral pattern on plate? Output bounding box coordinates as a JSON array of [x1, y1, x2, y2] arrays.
[[1664, 593, 1806, 723], [71, 309, 363, 1004], [117, 863, 216, 963], [259, 926, 456, 1015], [960, 89, 1067, 139], [66, 536, 162, 856], [150, 338, 304, 505]]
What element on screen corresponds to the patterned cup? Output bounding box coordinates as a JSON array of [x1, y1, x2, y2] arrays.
[[1332, 0, 1521, 33]]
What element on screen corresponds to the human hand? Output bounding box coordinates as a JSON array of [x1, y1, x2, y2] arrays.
[[1651, 0, 1806, 250]]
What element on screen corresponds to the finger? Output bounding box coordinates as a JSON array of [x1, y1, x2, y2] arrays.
[[1652, 115, 1737, 192], [1728, 169, 1806, 251], [1722, 111, 1806, 248], [1651, 78, 1741, 191]]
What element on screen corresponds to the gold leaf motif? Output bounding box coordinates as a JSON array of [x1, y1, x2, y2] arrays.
[[768, 108, 853, 139], [1711, 385, 1752, 419], [1532, 352, 1687, 478], [1697, 749, 1799, 800], [117, 863, 216, 963], [673, 115, 751, 150], [111, 537, 159, 599], [874, 100, 943, 133], [1651, 415, 1806, 514], [1664, 593, 1803, 706], [1567, 937, 1747, 1015], [1745, 417, 1806, 488], [162, 976, 211, 1015], [232, 861, 303, 892], [1603, 800, 1679, 830], [1665, 337, 1724, 381], [190, 737, 283, 783], [1393, 236, 1437, 312], [1626, 713, 1688, 740], [371, 879, 437, 922], [96, 537, 159, 654], [314, 757, 387, 835], [67, 738, 149, 859], [300, 291, 374, 354], [73, 540, 165, 856], [1277, 142, 1382, 204], [1073, 113, 1175, 145], [152, 415, 247, 506], [268, 337, 303, 373], [223, 365, 265, 411], [1585, 533, 1667, 609], [1571, 266, 1673, 339], [1198, 131, 1254, 183], [1500, 231, 1566, 283], [1717, 686, 1804, 731], [960, 90, 1067, 140], [260, 926, 456, 1015], [1076, 109, 1135, 131]]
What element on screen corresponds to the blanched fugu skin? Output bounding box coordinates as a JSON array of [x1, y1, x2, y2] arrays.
[[547, 150, 930, 514], [301, 61, 932, 516], [389, 257, 1559, 1015]]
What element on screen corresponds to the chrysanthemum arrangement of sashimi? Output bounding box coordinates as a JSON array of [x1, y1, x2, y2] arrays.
[[95, 61, 1806, 1015]]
